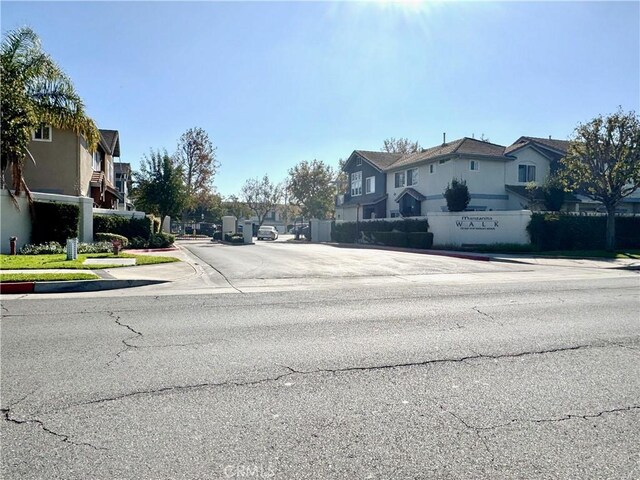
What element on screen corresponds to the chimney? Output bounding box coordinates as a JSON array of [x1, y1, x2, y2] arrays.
[[443, 132, 446, 145]]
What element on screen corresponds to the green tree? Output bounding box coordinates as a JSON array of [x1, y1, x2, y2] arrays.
[[132, 150, 187, 232], [1, 27, 100, 199], [382, 137, 421, 154], [541, 174, 565, 211], [173, 127, 218, 222], [240, 174, 283, 228], [561, 108, 640, 250], [223, 194, 251, 220], [444, 178, 470, 212], [288, 159, 336, 219], [192, 191, 223, 224]]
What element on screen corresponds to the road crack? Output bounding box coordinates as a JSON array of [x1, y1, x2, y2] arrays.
[[106, 312, 143, 366], [440, 405, 494, 461], [2, 407, 105, 451], [41, 341, 631, 416], [472, 306, 503, 326]]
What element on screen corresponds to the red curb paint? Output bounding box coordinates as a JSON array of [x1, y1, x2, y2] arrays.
[[0, 282, 35, 294]]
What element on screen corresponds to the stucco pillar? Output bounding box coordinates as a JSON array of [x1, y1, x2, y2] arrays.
[[78, 196, 93, 243]]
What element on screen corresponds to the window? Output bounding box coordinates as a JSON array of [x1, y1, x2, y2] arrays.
[[469, 160, 479, 171], [390, 211, 401, 218], [32, 124, 52, 142], [365, 176, 375, 194], [394, 171, 405, 188], [407, 168, 418, 186], [356, 157, 362, 166], [93, 150, 102, 171], [518, 164, 536, 182], [429, 164, 436, 174], [351, 171, 362, 196]]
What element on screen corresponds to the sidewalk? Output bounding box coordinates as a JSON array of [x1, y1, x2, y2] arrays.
[[0, 246, 198, 294]]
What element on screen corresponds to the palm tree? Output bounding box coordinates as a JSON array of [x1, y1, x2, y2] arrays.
[[1, 27, 100, 200]]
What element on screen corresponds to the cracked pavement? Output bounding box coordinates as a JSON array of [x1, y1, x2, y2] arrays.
[[1, 244, 639, 479]]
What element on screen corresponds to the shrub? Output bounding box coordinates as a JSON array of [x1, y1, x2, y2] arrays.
[[95, 233, 129, 248], [31, 202, 79, 245], [77, 242, 112, 254], [224, 233, 244, 244], [407, 232, 434, 249], [128, 237, 148, 249], [332, 219, 429, 243], [148, 232, 175, 248], [213, 231, 222, 241], [93, 215, 153, 242], [19, 242, 64, 255], [371, 231, 408, 248], [444, 178, 470, 212], [527, 213, 640, 250]]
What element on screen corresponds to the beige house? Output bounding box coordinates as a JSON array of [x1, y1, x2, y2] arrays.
[[16, 124, 122, 209]]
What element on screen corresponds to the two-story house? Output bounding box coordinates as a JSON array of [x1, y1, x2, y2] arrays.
[[335, 150, 401, 222], [336, 135, 640, 220], [15, 124, 123, 209], [114, 162, 134, 210]]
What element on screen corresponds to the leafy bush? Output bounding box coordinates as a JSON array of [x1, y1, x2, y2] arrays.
[[332, 219, 429, 243], [407, 232, 434, 249], [444, 178, 470, 212], [148, 232, 175, 248], [224, 233, 244, 244], [527, 213, 640, 250], [95, 233, 129, 248], [213, 231, 222, 241], [77, 242, 112, 254], [128, 237, 148, 249], [31, 202, 79, 245], [93, 215, 153, 242], [19, 242, 64, 255], [371, 231, 408, 248]]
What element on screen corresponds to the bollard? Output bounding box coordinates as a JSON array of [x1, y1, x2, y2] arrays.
[[66, 238, 78, 260], [9, 236, 17, 255]]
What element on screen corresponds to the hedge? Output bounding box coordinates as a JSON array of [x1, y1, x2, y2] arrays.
[[527, 213, 640, 250], [332, 219, 429, 243], [95, 232, 129, 248], [93, 215, 153, 242], [31, 202, 79, 245]]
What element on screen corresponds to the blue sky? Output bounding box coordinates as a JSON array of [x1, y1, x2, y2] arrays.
[[2, 1, 639, 197]]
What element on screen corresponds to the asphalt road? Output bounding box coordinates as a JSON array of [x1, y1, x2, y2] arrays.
[[1, 243, 639, 479]]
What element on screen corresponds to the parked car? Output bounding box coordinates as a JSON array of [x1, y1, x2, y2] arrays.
[[257, 225, 279, 241]]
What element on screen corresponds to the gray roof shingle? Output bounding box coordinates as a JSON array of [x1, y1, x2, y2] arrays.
[[354, 150, 403, 170], [505, 136, 570, 155], [99, 129, 120, 157]]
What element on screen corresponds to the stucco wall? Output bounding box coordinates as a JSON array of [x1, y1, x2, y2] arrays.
[[14, 127, 79, 196], [387, 157, 510, 215], [0, 191, 94, 253], [505, 146, 551, 186], [79, 136, 94, 197], [427, 210, 532, 246]]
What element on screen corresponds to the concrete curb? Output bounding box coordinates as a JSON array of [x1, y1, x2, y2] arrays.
[[1, 279, 168, 294]]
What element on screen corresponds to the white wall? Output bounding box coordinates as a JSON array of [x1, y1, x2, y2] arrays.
[[505, 146, 551, 186], [1, 191, 94, 253], [387, 157, 510, 215], [427, 210, 532, 246]]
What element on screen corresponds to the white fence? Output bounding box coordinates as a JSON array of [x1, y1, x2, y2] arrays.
[[0, 190, 146, 254]]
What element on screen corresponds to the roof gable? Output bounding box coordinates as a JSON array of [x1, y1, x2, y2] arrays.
[[99, 129, 120, 157], [344, 150, 402, 172], [506, 136, 569, 157]]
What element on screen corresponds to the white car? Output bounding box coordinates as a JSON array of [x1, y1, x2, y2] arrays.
[[257, 226, 279, 241]]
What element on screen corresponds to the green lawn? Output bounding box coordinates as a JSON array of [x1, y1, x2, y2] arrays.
[[0, 253, 180, 270], [1, 272, 99, 282], [536, 250, 640, 260]]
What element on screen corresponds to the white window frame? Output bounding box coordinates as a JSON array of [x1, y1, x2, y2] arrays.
[[365, 176, 375, 194], [469, 160, 480, 171], [356, 157, 362, 166], [351, 171, 362, 196], [32, 124, 52, 142], [429, 163, 436, 175], [407, 168, 418, 186], [394, 171, 405, 188], [518, 164, 536, 183]]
